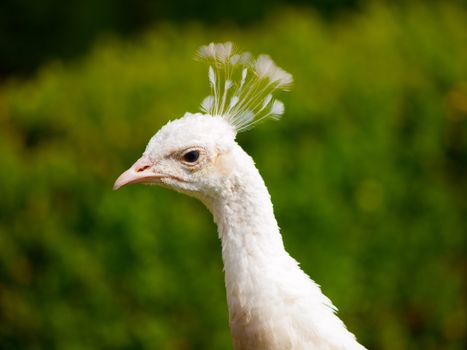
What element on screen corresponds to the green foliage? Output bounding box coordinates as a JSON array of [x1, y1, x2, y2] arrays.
[[1, 2, 466, 349]]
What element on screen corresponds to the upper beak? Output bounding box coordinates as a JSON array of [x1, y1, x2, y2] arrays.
[[113, 155, 162, 190]]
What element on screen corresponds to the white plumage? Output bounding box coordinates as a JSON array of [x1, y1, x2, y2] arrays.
[[114, 42, 366, 350]]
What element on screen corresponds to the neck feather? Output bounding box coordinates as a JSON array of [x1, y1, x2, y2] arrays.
[[205, 148, 304, 334], [200, 146, 364, 350], [209, 149, 286, 263], [203, 148, 289, 299]]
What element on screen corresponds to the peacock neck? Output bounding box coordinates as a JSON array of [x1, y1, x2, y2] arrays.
[[205, 147, 295, 324], [200, 147, 365, 350], [209, 150, 286, 263]]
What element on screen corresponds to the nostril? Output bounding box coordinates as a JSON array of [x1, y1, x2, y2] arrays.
[[136, 165, 150, 172]]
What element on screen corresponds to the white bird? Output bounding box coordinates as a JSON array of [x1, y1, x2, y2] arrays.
[[114, 42, 366, 350]]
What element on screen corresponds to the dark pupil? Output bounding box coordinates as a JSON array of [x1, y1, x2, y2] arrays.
[[183, 150, 200, 162]]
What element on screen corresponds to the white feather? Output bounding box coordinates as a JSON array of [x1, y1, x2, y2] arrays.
[[229, 96, 240, 109], [256, 54, 293, 89], [209, 66, 216, 87], [270, 100, 284, 118], [240, 68, 248, 86], [196, 42, 293, 132], [201, 96, 214, 113], [231, 54, 240, 65]]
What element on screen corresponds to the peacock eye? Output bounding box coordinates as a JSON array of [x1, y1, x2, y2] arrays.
[[183, 150, 200, 163]]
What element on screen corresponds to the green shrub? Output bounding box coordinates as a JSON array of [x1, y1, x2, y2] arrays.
[[0, 2, 466, 349]]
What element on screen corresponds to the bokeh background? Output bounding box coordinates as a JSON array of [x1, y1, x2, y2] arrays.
[[1, 0, 466, 349]]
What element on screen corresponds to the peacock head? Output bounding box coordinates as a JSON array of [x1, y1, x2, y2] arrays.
[[113, 42, 292, 199], [113, 113, 238, 198]]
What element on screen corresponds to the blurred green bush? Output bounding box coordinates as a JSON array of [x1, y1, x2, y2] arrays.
[[0, 2, 466, 349]]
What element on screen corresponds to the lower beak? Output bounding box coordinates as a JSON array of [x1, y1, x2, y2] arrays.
[[113, 156, 162, 190]]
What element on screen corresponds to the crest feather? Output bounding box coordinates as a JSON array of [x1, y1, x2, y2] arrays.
[[196, 42, 293, 132]]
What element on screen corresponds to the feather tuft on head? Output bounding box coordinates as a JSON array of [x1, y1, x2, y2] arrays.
[[196, 42, 293, 133]]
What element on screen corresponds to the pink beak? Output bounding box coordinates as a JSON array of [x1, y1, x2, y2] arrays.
[[113, 155, 162, 190]]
